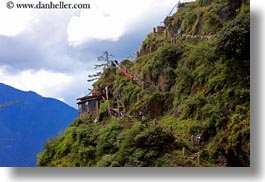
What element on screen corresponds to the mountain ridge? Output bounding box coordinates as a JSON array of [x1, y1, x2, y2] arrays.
[[0, 83, 77, 166], [0, 83, 76, 110]]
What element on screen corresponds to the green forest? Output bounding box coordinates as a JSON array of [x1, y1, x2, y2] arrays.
[[37, 0, 250, 167]]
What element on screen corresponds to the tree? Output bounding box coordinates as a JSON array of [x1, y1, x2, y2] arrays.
[[94, 51, 114, 69], [87, 51, 115, 83]]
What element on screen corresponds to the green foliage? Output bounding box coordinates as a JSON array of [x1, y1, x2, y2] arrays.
[[154, 45, 182, 68], [216, 13, 250, 60], [174, 66, 194, 97], [37, 120, 175, 167], [95, 120, 124, 157], [115, 124, 175, 166], [99, 100, 110, 113], [203, 11, 222, 33], [38, 0, 249, 167], [181, 13, 197, 33], [197, 0, 214, 6], [141, 33, 167, 50]]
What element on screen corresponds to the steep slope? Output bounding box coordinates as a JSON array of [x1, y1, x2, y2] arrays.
[[0, 83, 77, 166], [38, 0, 249, 167]]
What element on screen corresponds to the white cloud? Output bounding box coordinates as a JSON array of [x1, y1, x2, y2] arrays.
[[0, 0, 78, 37], [0, 0, 183, 43], [0, 66, 95, 107], [0, 1, 37, 37], [0, 67, 72, 99], [0, 0, 194, 107], [67, 7, 124, 46], [67, 0, 177, 46]]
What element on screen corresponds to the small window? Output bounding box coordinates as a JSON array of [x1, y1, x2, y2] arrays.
[[81, 103, 86, 112], [87, 101, 96, 110]]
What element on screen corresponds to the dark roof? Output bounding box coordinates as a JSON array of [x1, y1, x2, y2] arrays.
[[76, 95, 102, 104]]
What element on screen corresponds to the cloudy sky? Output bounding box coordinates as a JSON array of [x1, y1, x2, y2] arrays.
[[0, 0, 193, 108]]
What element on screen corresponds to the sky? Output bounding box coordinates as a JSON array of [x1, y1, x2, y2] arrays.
[[0, 0, 194, 108]]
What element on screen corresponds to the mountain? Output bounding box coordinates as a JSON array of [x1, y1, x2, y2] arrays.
[[37, 0, 249, 167], [0, 83, 77, 166]]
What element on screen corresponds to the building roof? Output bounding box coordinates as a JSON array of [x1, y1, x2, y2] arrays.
[[76, 95, 102, 104]]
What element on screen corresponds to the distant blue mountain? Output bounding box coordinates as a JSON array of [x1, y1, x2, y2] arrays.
[[0, 83, 77, 167]]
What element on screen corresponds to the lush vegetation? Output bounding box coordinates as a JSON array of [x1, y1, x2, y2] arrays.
[[38, 0, 250, 167], [37, 119, 177, 167]]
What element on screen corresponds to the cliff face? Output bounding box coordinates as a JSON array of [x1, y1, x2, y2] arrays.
[[37, 0, 250, 167]]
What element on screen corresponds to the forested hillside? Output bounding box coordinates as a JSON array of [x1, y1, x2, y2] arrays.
[[37, 0, 250, 167]]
